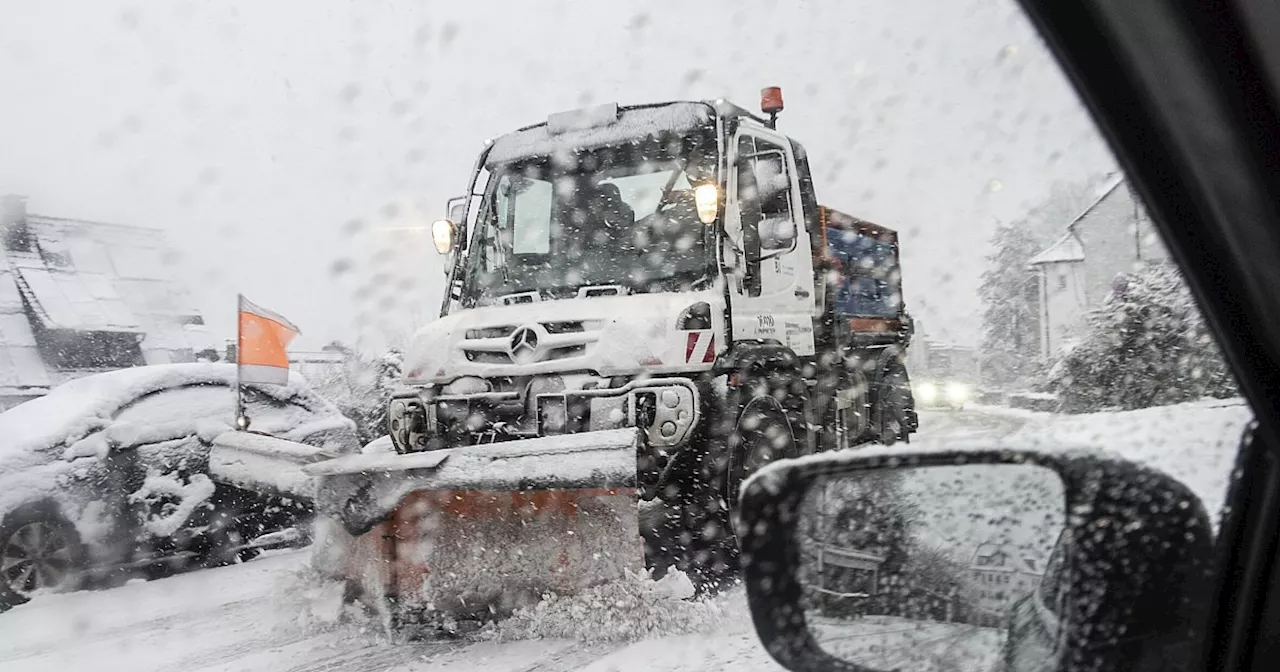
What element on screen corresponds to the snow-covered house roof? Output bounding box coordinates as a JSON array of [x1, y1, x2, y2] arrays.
[[1028, 231, 1085, 265], [970, 541, 1041, 575], [1028, 173, 1127, 267], [1063, 173, 1126, 230], [0, 197, 212, 397]]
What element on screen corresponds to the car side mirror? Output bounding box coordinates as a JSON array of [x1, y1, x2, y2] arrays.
[[738, 448, 1214, 672]]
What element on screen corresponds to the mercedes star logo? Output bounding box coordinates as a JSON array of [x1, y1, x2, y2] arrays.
[[508, 326, 541, 364]]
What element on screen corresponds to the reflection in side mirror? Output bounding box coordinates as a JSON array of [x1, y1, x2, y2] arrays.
[[797, 464, 1065, 672], [738, 449, 1216, 672], [431, 219, 456, 255]]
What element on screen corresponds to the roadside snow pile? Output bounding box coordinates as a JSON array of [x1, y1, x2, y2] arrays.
[[273, 562, 386, 635], [485, 569, 726, 642], [1009, 397, 1252, 520]]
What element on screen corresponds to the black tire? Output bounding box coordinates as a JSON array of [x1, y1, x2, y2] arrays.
[[0, 504, 85, 611], [727, 399, 798, 509], [872, 363, 912, 445]]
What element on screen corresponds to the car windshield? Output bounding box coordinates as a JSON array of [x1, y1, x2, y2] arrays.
[[463, 128, 718, 305], [0, 1, 1255, 671]]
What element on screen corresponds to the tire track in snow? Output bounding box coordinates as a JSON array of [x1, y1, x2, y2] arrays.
[[510, 641, 628, 672], [0, 595, 268, 665]]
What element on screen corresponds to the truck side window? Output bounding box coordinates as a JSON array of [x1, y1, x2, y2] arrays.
[[751, 139, 794, 226], [737, 136, 796, 253]]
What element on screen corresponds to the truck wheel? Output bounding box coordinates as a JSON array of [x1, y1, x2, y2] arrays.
[[727, 399, 797, 508], [0, 505, 85, 611], [873, 363, 912, 445]]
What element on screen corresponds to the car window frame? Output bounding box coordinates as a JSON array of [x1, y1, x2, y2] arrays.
[[1016, 0, 1280, 670]]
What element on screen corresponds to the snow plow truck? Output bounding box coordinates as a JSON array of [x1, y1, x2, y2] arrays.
[[219, 89, 916, 627]]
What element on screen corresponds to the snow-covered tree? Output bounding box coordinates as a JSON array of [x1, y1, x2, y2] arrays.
[[979, 221, 1048, 387], [344, 348, 404, 444], [310, 342, 404, 445], [980, 181, 1099, 388], [1048, 263, 1236, 412]]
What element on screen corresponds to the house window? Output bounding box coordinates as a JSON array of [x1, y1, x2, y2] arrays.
[[1058, 273, 1067, 290]]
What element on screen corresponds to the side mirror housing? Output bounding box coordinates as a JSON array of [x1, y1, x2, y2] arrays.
[[448, 199, 467, 227], [738, 447, 1214, 672], [758, 215, 797, 258]]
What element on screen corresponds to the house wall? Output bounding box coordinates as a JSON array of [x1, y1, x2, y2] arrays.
[[968, 568, 1042, 618], [1038, 259, 1088, 358], [1072, 184, 1168, 306], [1033, 181, 1169, 361]]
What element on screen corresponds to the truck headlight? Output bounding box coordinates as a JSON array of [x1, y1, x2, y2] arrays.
[[945, 382, 969, 404]]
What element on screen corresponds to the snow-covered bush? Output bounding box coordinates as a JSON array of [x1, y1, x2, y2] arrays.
[[1048, 263, 1236, 412], [308, 343, 403, 445]]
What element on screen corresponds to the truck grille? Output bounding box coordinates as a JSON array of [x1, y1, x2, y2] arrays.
[[459, 320, 601, 365]]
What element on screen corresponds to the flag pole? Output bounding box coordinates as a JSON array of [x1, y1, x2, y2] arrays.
[[235, 293, 248, 431]]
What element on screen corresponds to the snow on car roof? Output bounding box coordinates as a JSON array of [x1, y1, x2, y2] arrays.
[[0, 363, 325, 466]]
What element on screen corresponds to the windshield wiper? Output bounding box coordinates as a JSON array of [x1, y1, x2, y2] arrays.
[[654, 137, 707, 213]]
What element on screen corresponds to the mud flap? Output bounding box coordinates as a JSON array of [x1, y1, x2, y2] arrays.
[[306, 428, 644, 624]]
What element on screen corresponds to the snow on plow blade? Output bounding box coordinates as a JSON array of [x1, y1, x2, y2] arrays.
[[305, 428, 644, 624], [207, 430, 336, 501]]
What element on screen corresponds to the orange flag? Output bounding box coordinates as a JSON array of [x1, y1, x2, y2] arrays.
[[237, 294, 300, 386]]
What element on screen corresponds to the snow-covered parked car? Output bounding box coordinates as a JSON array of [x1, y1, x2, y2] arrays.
[[0, 363, 358, 611]]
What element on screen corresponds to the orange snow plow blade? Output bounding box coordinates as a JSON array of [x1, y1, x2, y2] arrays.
[[305, 428, 644, 624]]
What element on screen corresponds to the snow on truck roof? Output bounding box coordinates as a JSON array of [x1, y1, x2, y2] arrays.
[[0, 363, 323, 462], [485, 101, 717, 166]]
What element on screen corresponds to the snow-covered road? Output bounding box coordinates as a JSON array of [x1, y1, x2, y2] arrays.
[[0, 402, 1252, 672]]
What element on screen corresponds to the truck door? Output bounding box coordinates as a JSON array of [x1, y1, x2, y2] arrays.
[[726, 129, 817, 356]]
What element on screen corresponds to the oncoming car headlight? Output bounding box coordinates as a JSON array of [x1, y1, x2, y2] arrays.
[[915, 381, 938, 403], [945, 382, 970, 404]]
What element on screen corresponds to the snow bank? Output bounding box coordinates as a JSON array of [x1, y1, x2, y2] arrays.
[[485, 569, 725, 643], [755, 399, 1252, 529], [1006, 397, 1252, 520]]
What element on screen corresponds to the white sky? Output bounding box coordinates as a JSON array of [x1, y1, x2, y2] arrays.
[[0, 0, 1117, 352]]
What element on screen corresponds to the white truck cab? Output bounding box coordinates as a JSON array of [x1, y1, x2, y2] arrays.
[[397, 92, 916, 517]]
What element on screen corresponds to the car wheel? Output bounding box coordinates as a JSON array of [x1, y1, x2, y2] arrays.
[[0, 506, 85, 611]]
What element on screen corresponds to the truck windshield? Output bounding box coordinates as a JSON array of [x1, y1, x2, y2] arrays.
[[462, 129, 718, 306]]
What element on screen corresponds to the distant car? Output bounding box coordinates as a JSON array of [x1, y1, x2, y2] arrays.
[[912, 378, 972, 410], [0, 363, 358, 611]]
